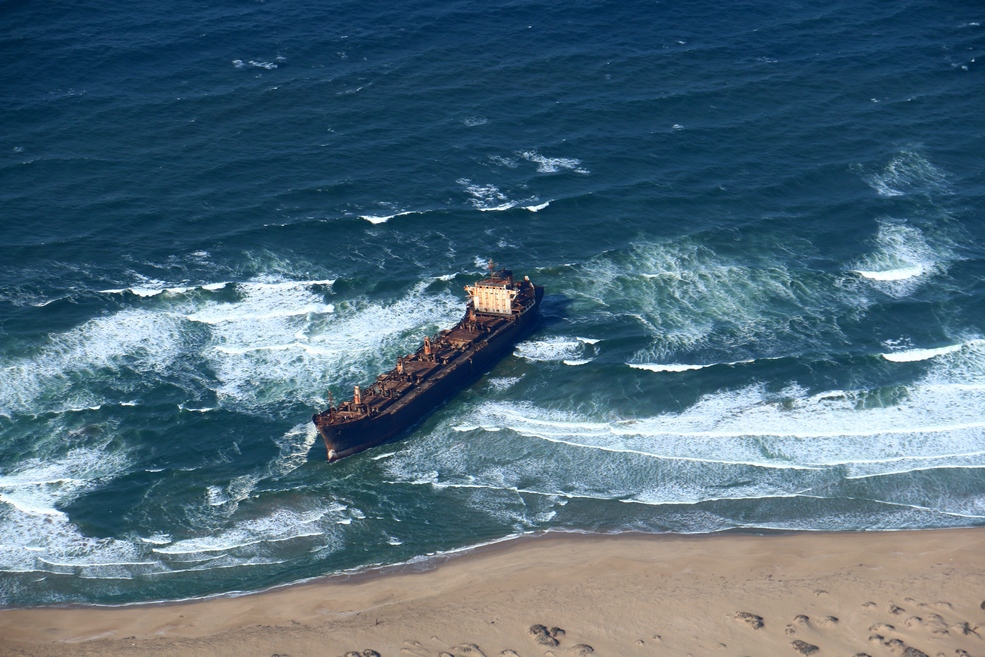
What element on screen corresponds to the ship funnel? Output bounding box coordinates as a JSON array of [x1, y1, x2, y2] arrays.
[[353, 385, 362, 405], [397, 357, 404, 374], [424, 335, 432, 356]]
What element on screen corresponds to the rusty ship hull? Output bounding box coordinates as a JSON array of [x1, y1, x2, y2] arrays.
[[312, 270, 543, 461]]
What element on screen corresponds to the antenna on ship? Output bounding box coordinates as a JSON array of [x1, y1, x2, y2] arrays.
[[487, 258, 496, 275]]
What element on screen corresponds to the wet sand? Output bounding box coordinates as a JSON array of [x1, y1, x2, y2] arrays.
[[1, 529, 983, 657]]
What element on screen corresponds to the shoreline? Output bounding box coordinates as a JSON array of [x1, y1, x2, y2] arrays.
[[0, 528, 866, 612], [2, 528, 983, 657]]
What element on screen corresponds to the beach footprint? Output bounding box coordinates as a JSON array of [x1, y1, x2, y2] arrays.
[[734, 612, 764, 630], [790, 639, 819, 655], [528, 624, 560, 647]]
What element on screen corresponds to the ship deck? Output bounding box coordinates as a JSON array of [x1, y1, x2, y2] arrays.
[[314, 275, 541, 434]]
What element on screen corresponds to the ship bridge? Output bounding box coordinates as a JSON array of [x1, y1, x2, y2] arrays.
[[465, 269, 517, 315]]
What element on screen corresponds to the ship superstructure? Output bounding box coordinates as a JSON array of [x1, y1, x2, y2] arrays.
[[312, 266, 544, 461]]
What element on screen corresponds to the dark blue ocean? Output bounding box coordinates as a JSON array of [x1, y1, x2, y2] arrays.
[[1, 0, 983, 607]]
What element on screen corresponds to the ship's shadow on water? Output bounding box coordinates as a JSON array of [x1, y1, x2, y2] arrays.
[[535, 293, 573, 332]]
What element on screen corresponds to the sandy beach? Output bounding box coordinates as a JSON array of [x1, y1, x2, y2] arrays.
[[1, 529, 983, 657]]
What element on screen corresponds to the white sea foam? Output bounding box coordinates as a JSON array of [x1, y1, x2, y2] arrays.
[[131, 287, 170, 297], [188, 277, 338, 408], [139, 534, 173, 546], [456, 180, 545, 212], [570, 237, 853, 362], [99, 277, 235, 298], [241, 278, 335, 291], [0, 491, 69, 518], [487, 376, 521, 391], [629, 362, 708, 372], [270, 423, 319, 477], [206, 474, 260, 511], [856, 150, 951, 197], [178, 404, 217, 413], [153, 507, 337, 557], [629, 358, 754, 373], [359, 210, 418, 224], [882, 342, 972, 363], [192, 304, 334, 325], [1, 274, 381, 584], [519, 150, 589, 174], [514, 336, 594, 364], [457, 179, 516, 211], [488, 155, 518, 168], [200, 278, 462, 413], [850, 220, 947, 297], [233, 59, 279, 70], [856, 265, 925, 281], [0, 515, 141, 577], [496, 377, 985, 473], [0, 446, 149, 578], [0, 273, 343, 420], [387, 337, 985, 512], [0, 307, 188, 417]]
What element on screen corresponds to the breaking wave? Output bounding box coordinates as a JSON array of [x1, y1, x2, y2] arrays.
[[850, 220, 952, 297], [514, 336, 599, 366], [881, 342, 972, 363], [381, 335, 985, 531], [566, 237, 856, 364], [854, 150, 951, 198], [630, 359, 756, 373], [456, 178, 546, 212]]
